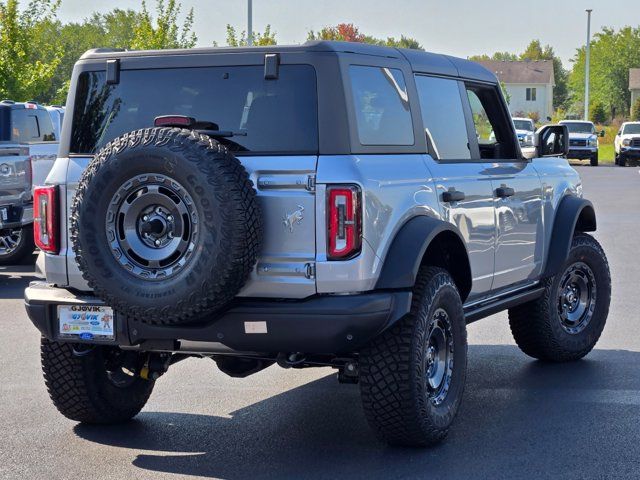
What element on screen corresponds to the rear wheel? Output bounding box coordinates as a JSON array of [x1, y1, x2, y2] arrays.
[[0, 225, 34, 265], [359, 267, 467, 447], [508, 233, 610, 362], [41, 339, 154, 423]]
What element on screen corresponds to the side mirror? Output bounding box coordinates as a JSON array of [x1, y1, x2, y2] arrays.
[[599, 130, 605, 137], [532, 124, 569, 158]]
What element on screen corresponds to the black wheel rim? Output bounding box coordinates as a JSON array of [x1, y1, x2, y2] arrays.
[[0, 228, 21, 256], [425, 308, 454, 406], [105, 174, 199, 280], [557, 261, 597, 334]]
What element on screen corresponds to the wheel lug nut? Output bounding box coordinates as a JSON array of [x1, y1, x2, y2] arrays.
[[142, 215, 149, 222], [155, 239, 161, 246], [167, 215, 173, 222]]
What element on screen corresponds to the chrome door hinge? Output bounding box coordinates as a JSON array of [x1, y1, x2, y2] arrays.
[[306, 175, 316, 192], [304, 262, 316, 279]]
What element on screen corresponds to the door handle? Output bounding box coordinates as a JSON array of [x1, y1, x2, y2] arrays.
[[442, 189, 465, 203], [496, 186, 515, 198]]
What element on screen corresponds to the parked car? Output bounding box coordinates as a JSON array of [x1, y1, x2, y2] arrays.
[[614, 121, 640, 166], [512, 117, 535, 147], [559, 120, 604, 166], [0, 101, 62, 264], [45, 105, 65, 140], [25, 42, 610, 447]]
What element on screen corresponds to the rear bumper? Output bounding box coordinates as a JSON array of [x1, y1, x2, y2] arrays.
[[0, 203, 32, 229], [25, 282, 412, 354]]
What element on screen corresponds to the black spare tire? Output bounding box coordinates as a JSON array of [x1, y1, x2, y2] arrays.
[[71, 128, 262, 325]]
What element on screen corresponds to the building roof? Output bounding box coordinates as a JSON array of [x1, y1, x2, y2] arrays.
[[630, 69, 640, 90], [78, 41, 497, 84], [476, 60, 554, 85]]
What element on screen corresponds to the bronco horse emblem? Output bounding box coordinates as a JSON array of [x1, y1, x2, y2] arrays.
[[283, 205, 304, 233]]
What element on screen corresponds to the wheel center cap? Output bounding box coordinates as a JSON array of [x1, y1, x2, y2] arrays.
[[138, 207, 175, 248]]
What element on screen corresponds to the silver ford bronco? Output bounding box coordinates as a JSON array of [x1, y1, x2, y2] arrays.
[[25, 42, 611, 447]]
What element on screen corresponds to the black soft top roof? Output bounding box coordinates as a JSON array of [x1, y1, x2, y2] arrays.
[[79, 40, 497, 84]]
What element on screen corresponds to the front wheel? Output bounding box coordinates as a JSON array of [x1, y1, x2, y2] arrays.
[[41, 339, 155, 423], [508, 233, 610, 362], [619, 154, 627, 167], [590, 152, 598, 167], [0, 225, 34, 265], [359, 267, 467, 447]]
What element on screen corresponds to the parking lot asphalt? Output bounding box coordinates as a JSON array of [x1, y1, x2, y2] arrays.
[[1, 165, 639, 480]]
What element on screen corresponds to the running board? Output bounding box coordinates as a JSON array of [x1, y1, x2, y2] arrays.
[[464, 286, 545, 323]]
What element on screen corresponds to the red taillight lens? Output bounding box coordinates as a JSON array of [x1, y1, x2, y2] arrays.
[[33, 186, 58, 253], [327, 185, 362, 260], [154, 115, 195, 128]]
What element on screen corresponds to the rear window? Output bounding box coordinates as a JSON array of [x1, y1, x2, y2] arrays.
[[70, 65, 318, 155], [11, 109, 56, 143]]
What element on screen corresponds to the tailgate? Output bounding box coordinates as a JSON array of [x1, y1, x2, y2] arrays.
[[64, 155, 318, 298], [0, 146, 31, 205]]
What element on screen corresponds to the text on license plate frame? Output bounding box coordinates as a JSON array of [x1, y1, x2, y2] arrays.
[[57, 305, 116, 341]]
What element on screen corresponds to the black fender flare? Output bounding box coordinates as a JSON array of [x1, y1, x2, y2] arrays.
[[375, 216, 472, 301], [541, 195, 596, 278]]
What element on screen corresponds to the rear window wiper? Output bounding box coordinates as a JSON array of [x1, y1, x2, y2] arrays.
[[197, 129, 247, 138], [153, 115, 247, 138]]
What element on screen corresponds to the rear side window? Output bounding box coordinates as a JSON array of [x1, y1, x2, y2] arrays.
[[71, 65, 318, 155], [349, 66, 413, 146], [414, 75, 470, 160], [10, 109, 56, 143]]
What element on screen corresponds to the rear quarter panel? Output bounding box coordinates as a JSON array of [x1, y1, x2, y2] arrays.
[[315, 154, 440, 293]]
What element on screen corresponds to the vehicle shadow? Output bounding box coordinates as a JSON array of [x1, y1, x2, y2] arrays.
[[0, 263, 39, 299], [73, 345, 640, 479]]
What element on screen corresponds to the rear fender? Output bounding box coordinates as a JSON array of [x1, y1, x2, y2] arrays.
[[375, 216, 472, 301]]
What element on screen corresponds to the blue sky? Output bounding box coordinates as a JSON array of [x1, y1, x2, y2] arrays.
[[57, 0, 640, 65]]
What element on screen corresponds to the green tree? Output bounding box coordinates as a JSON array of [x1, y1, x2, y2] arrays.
[[469, 52, 518, 62], [131, 0, 196, 50], [307, 23, 422, 50], [0, 0, 62, 101], [225, 24, 277, 46], [591, 102, 607, 124], [569, 26, 640, 120], [34, 9, 146, 103], [500, 80, 511, 105]]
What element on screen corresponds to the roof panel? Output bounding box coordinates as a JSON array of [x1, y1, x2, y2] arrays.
[[77, 41, 496, 83]]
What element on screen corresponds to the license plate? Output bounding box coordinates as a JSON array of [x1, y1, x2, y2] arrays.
[[0, 207, 7, 223], [58, 305, 115, 341]]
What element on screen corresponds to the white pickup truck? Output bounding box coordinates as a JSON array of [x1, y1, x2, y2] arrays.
[[614, 121, 640, 167], [0, 101, 63, 264]]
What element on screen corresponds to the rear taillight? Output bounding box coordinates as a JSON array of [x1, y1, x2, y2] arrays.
[[33, 186, 58, 253], [327, 185, 362, 260]]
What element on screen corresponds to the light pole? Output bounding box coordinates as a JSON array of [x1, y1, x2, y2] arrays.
[[584, 9, 592, 121], [247, 0, 253, 46]]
